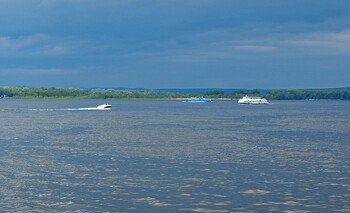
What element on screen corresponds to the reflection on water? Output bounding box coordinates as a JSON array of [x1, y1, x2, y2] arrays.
[[0, 99, 349, 212]]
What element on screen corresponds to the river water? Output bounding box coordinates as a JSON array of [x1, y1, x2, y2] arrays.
[[0, 99, 349, 212]]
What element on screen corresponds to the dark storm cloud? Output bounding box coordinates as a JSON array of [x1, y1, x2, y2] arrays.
[[1, 0, 350, 88]]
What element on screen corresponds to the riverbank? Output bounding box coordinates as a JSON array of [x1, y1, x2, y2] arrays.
[[1, 86, 350, 100]]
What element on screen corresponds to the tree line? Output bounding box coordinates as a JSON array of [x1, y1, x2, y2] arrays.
[[0, 87, 184, 99], [0, 86, 349, 100]]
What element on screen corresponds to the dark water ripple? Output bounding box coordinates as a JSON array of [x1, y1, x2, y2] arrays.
[[0, 99, 349, 212]]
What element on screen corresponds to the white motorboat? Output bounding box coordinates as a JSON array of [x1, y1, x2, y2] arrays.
[[238, 96, 269, 104], [96, 104, 112, 109]]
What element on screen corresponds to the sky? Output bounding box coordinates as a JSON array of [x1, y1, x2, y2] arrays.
[[1, 0, 350, 89]]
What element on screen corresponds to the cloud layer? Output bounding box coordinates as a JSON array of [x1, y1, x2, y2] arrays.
[[1, 0, 350, 88]]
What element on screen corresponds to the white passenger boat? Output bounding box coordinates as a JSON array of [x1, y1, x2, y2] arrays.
[[238, 96, 269, 104]]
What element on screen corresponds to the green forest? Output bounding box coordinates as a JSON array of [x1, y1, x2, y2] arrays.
[[0, 86, 350, 100]]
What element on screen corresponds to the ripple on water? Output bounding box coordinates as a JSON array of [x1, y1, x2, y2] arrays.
[[0, 100, 349, 212]]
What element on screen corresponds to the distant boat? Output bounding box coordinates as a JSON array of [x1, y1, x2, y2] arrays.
[[184, 97, 212, 102], [96, 104, 112, 109], [238, 96, 269, 104]]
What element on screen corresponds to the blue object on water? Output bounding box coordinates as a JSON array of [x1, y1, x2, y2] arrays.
[[184, 97, 212, 102]]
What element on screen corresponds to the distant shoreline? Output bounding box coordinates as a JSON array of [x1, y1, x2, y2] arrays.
[[1, 97, 349, 101], [1, 86, 350, 100]]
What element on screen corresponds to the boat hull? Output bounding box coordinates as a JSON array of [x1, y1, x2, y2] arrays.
[[238, 96, 269, 104], [238, 102, 268, 104], [184, 98, 212, 102], [184, 100, 212, 102]]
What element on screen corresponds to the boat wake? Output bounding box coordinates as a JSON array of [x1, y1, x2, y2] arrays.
[[0, 108, 110, 111], [1, 104, 112, 111], [59, 107, 111, 111]]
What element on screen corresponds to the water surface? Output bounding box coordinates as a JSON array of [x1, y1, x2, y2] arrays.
[[0, 99, 349, 212]]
